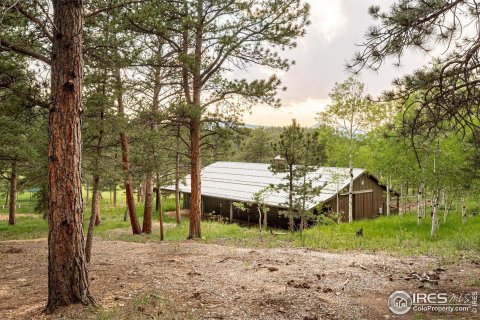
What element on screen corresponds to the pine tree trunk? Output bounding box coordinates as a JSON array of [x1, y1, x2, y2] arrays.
[[46, 0, 93, 312], [189, 117, 202, 239], [8, 161, 17, 225], [113, 186, 117, 208], [187, 7, 203, 239], [142, 173, 153, 233], [94, 182, 101, 225], [348, 155, 354, 222], [159, 188, 164, 241], [116, 69, 141, 234], [288, 165, 294, 231], [175, 128, 181, 224], [155, 185, 160, 212], [85, 175, 100, 263], [121, 133, 141, 234]]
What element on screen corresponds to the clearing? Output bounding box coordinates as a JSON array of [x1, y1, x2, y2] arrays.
[[1, 238, 479, 320]]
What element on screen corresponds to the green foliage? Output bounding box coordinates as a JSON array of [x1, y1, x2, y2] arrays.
[[351, 0, 480, 144], [271, 119, 325, 227]]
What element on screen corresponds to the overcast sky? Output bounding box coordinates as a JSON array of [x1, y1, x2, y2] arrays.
[[241, 0, 432, 127]]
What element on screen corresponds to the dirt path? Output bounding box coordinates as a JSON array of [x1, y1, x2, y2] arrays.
[[0, 239, 479, 319]]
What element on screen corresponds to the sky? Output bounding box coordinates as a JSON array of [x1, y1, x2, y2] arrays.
[[241, 0, 432, 127]]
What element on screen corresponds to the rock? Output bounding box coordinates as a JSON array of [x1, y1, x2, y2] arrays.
[[267, 267, 278, 272], [323, 287, 333, 293]]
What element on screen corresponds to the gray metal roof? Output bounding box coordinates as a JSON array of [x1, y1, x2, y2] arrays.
[[164, 162, 365, 210]]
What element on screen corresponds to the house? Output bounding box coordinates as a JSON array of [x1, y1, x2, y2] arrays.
[[163, 162, 398, 228]]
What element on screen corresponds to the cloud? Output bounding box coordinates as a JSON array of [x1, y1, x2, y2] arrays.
[[241, 0, 431, 127], [243, 98, 330, 127], [309, 0, 347, 42]]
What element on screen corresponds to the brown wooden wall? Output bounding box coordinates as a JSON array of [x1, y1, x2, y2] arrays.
[[324, 173, 398, 221], [183, 193, 291, 228]]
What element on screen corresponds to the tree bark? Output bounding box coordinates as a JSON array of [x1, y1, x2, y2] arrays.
[[187, 2, 203, 239], [159, 188, 164, 241], [85, 175, 100, 263], [189, 118, 202, 239], [46, 0, 93, 312], [142, 173, 153, 233], [94, 198, 101, 225], [288, 164, 294, 231], [117, 81, 141, 233], [115, 69, 141, 234], [113, 186, 117, 207], [155, 186, 160, 211], [8, 161, 17, 225], [175, 126, 181, 224]]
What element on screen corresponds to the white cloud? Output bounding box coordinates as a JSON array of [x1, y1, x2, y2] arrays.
[[308, 0, 347, 42], [243, 98, 330, 127]]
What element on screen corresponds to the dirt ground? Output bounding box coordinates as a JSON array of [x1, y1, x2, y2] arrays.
[[0, 239, 479, 320]]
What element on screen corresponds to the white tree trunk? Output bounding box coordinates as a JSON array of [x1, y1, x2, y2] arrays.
[[443, 191, 448, 224], [386, 177, 391, 216], [422, 186, 427, 218], [417, 187, 422, 225], [431, 190, 439, 237], [348, 155, 354, 223], [399, 183, 403, 215], [336, 183, 340, 224]]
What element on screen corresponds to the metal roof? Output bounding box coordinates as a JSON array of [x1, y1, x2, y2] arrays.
[[163, 162, 366, 210]]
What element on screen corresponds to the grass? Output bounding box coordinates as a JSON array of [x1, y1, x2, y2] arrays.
[[300, 211, 480, 260], [1, 191, 480, 260], [55, 291, 197, 320]]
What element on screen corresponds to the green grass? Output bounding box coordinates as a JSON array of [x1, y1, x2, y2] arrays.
[[300, 211, 480, 260], [1, 191, 480, 260]]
